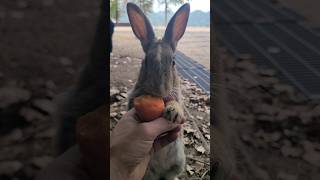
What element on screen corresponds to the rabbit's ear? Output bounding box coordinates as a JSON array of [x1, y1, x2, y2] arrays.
[[163, 3, 190, 51], [127, 3, 155, 52]]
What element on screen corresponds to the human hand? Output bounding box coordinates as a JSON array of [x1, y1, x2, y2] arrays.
[[110, 108, 182, 180], [36, 107, 181, 180]]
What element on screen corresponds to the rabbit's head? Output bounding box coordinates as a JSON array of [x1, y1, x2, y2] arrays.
[[127, 3, 190, 97]]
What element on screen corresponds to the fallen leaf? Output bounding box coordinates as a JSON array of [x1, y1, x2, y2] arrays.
[[194, 132, 201, 139], [205, 134, 210, 140], [201, 127, 209, 134], [110, 88, 120, 97], [195, 146, 206, 154], [183, 136, 193, 145], [193, 161, 205, 173], [184, 125, 196, 134], [186, 164, 194, 175]]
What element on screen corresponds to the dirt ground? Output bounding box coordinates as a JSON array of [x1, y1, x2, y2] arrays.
[[113, 26, 210, 69]]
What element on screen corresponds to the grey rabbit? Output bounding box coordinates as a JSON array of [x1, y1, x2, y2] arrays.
[[126, 3, 190, 180]]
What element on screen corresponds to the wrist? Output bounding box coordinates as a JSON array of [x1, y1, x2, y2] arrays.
[[110, 155, 130, 180]]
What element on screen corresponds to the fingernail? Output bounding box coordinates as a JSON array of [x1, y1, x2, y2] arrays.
[[167, 132, 179, 141], [172, 125, 181, 133]]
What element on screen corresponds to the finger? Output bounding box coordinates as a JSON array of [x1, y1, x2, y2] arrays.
[[153, 126, 181, 151], [157, 125, 181, 138], [122, 108, 136, 118], [142, 118, 180, 138], [153, 130, 180, 152], [119, 108, 141, 123]]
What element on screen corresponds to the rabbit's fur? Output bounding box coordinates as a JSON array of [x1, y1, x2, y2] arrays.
[[53, 1, 108, 155], [126, 3, 190, 180]]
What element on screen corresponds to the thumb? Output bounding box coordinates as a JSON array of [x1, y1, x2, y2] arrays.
[[153, 126, 181, 152], [141, 117, 179, 139]]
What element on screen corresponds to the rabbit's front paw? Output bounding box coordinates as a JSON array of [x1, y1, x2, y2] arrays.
[[163, 101, 185, 124]]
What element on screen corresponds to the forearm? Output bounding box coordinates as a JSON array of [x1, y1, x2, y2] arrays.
[[110, 157, 130, 180]]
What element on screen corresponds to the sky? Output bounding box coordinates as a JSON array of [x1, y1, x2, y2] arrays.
[[153, 0, 210, 12]]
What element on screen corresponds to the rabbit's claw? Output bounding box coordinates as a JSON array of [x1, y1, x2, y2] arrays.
[[163, 101, 185, 124]]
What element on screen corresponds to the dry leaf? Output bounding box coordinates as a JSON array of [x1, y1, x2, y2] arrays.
[[205, 134, 210, 140], [186, 164, 194, 175], [201, 127, 209, 134], [195, 146, 206, 154], [193, 161, 205, 173], [110, 112, 117, 118], [184, 125, 196, 134], [183, 136, 193, 145], [194, 132, 201, 139]]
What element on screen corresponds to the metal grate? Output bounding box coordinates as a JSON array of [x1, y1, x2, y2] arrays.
[[213, 0, 250, 23], [175, 51, 210, 94]]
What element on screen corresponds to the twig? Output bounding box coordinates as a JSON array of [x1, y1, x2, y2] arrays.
[[183, 105, 210, 155], [200, 169, 209, 179], [187, 156, 210, 165], [113, 117, 119, 122]]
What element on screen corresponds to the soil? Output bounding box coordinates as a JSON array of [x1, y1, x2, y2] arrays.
[[113, 26, 210, 69]]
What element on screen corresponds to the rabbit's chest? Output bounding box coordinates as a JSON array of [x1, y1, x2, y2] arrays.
[[145, 137, 185, 179]]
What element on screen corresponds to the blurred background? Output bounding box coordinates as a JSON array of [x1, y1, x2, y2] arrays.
[[110, 0, 210, 68], [0, 0, 101, 179], [213, 0, 320, 179]]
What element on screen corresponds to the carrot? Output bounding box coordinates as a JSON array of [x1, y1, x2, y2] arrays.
[[134, 95, 165, 122]]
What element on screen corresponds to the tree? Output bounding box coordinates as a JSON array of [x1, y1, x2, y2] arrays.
[[133, 0, 154, 15], [111, 0, 152, 23], [110, 0, 120, 23], [157, 0, 189, 25]]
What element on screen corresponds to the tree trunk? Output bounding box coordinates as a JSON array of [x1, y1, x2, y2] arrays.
[[115, 0, 119, 24], [140, 0, 142, 12], [165, 0, 168, 25]]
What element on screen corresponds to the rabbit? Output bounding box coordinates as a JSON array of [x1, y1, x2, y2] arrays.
[[126, 3, 190, 180], [53, 0, 109, 155]]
